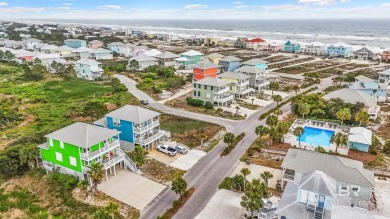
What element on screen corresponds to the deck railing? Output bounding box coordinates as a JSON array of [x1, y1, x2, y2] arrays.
[[80, 140, 120, 161]]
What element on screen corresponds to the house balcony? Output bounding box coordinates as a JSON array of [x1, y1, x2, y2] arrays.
[[134, 119, 160, 133], [80, 140, 120, 161], [236, 87, 254, 96], [214, 87, 230, 94], [134, 130, 171, 146], [282, 174, 295, 181], [82, 152, 125, 173], [214, 94, 234, 103]]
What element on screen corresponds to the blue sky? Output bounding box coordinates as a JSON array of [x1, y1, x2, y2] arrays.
[[1, 0, 390, 19]]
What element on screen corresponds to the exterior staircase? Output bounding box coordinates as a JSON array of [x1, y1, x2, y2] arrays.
[[313, 207, 324, 219], [124, 152, 141, 174]]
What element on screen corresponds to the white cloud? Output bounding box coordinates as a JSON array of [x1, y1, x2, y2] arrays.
[[298, 0, 337, 6], [381, 3, 390, 7], [97, 5, 121, 10], [340, 0, 350, 2], [262, 4, 308, 11], [236, 5, 252, 8], [63, 3, 72, 6], [0, 2, 7, 6], [184, 4, 208, 9], [0, 7, 44, 13], [56, 7, 70, 10], [234, 1, 243, 4]]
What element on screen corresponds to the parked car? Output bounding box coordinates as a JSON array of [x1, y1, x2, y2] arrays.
[[157, 144, 177, 156], [174, 144, 188, 155], [140, 99, 149, 105]]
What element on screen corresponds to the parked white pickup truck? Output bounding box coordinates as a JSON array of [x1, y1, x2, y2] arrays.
[[157, 144, 177, 156]]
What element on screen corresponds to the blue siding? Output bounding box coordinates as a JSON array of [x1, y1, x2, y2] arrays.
[[242, 63, 267, 70], [349, 141, 369, 152], [106, 117, 134, 143], [219, 61, 241, 72], [327, 46, 352, 57]]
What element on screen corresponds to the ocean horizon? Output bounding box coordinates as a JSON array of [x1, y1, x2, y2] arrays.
[[21, 18, 390, 48]]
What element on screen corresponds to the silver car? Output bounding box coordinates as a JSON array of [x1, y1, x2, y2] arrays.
[[174, 144, 188, 155]]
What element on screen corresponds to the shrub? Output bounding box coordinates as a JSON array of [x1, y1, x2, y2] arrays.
[[186, 98, 204, 107], [204, 101, 214, 109], [219, 177, 233, 189], [144, 78, 153, 83]]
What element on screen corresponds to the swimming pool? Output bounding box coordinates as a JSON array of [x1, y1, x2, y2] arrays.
[[297, 126, 335, 147]]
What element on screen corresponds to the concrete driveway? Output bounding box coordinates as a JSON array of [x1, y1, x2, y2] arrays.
[[97, 168, 166, 210], [148, 149, 207, 171]]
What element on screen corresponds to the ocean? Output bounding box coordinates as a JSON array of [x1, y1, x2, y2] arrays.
[[27, 19, 390, 48]]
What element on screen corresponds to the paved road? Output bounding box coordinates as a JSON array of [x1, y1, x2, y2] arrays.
[[115, 74, 328, 219], [114, 74, 237, 130]]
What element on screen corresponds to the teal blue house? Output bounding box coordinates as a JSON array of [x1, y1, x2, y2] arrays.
[[93, 105, 171, 150], [179, 50, 203, 68], [348, 127, 372, 152], [241, 58, 268, 70], [284, 40, 301, 53], [64, 39, 87, 49]]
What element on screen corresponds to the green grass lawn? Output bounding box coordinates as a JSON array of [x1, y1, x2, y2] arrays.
[[160, 115, 211, 134], [0, 63, 137, 143]]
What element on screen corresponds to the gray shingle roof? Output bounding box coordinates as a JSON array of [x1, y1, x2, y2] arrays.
[[218, 72, 250, 80], [104, 105, 160, 124], [194, 62, 219, 69], [282, 149, 375, 187], [323, 89, 377, 108], [205, 53, 224, 59], [219, 56, 242, 62], [130, 54, 157, 62], [154, 51, 179, 59], [235, 66, 266, 74], [75, 58, 101, 65], [299, 171, 336, 197], [242, 58, 268, 65], [44, 122, 120, 148], [194, 77, 230, 87]]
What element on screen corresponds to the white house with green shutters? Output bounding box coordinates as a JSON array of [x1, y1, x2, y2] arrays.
[[37, 122, 139, 181]]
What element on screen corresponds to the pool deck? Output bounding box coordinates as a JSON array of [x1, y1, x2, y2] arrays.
[[284, 119, 349, 155]]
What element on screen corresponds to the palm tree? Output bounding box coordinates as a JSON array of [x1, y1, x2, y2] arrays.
[[251, 98, 255, 109], [330, 132, 348, 153], [86, 162, 105, 195], [269, 82, 279, 97], [273, 95, 282, 108], [231, 174, 244, 191], [266, 115, 278, 127], [260, 171, 274, 187], [199, 133, 206, 147], [355, 110, 370, 126], [293, 85, 300, 96], [240, 179, 267, 217], [298, 103, 311, 120], [104, 201, 119, 219], [171, 177, 187, 201], [241, 168, 251, 191], [293, 127, 305, 148], [255, 125, 269, 140], [224, 132, 235, 148], [336, 107, 351, 125], [19, 145, 39, 169], [235, 106, 240, 117]]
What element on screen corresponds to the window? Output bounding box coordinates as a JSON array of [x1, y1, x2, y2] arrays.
[[113, 118, 121, 127], [49, 138, 53, 146], [341, 182, 348, 190], [351, 184, 359, 192], [198, 91, 200, 96], [193, 91, 197, 96], [198, 84, 201, 88], [204, 85, 207, 89], [193, 83, 196, 88], [69, 156, 77, 166], [211, 86, 213, 91], [55, 152, 63, 162], [60, 141, 64, 149]]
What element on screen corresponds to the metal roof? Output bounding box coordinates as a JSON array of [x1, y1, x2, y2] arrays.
[[219, 56, 242, 62], [349, 127, 372, 145], [242, 58, 268, 65], [218, 72, 250, 80], [44, 122, 120, 149], [104, 105, 160, 124], [323, 89, 377, 108], [75, 58, 101, 65], [282, 149, 375, 187]]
